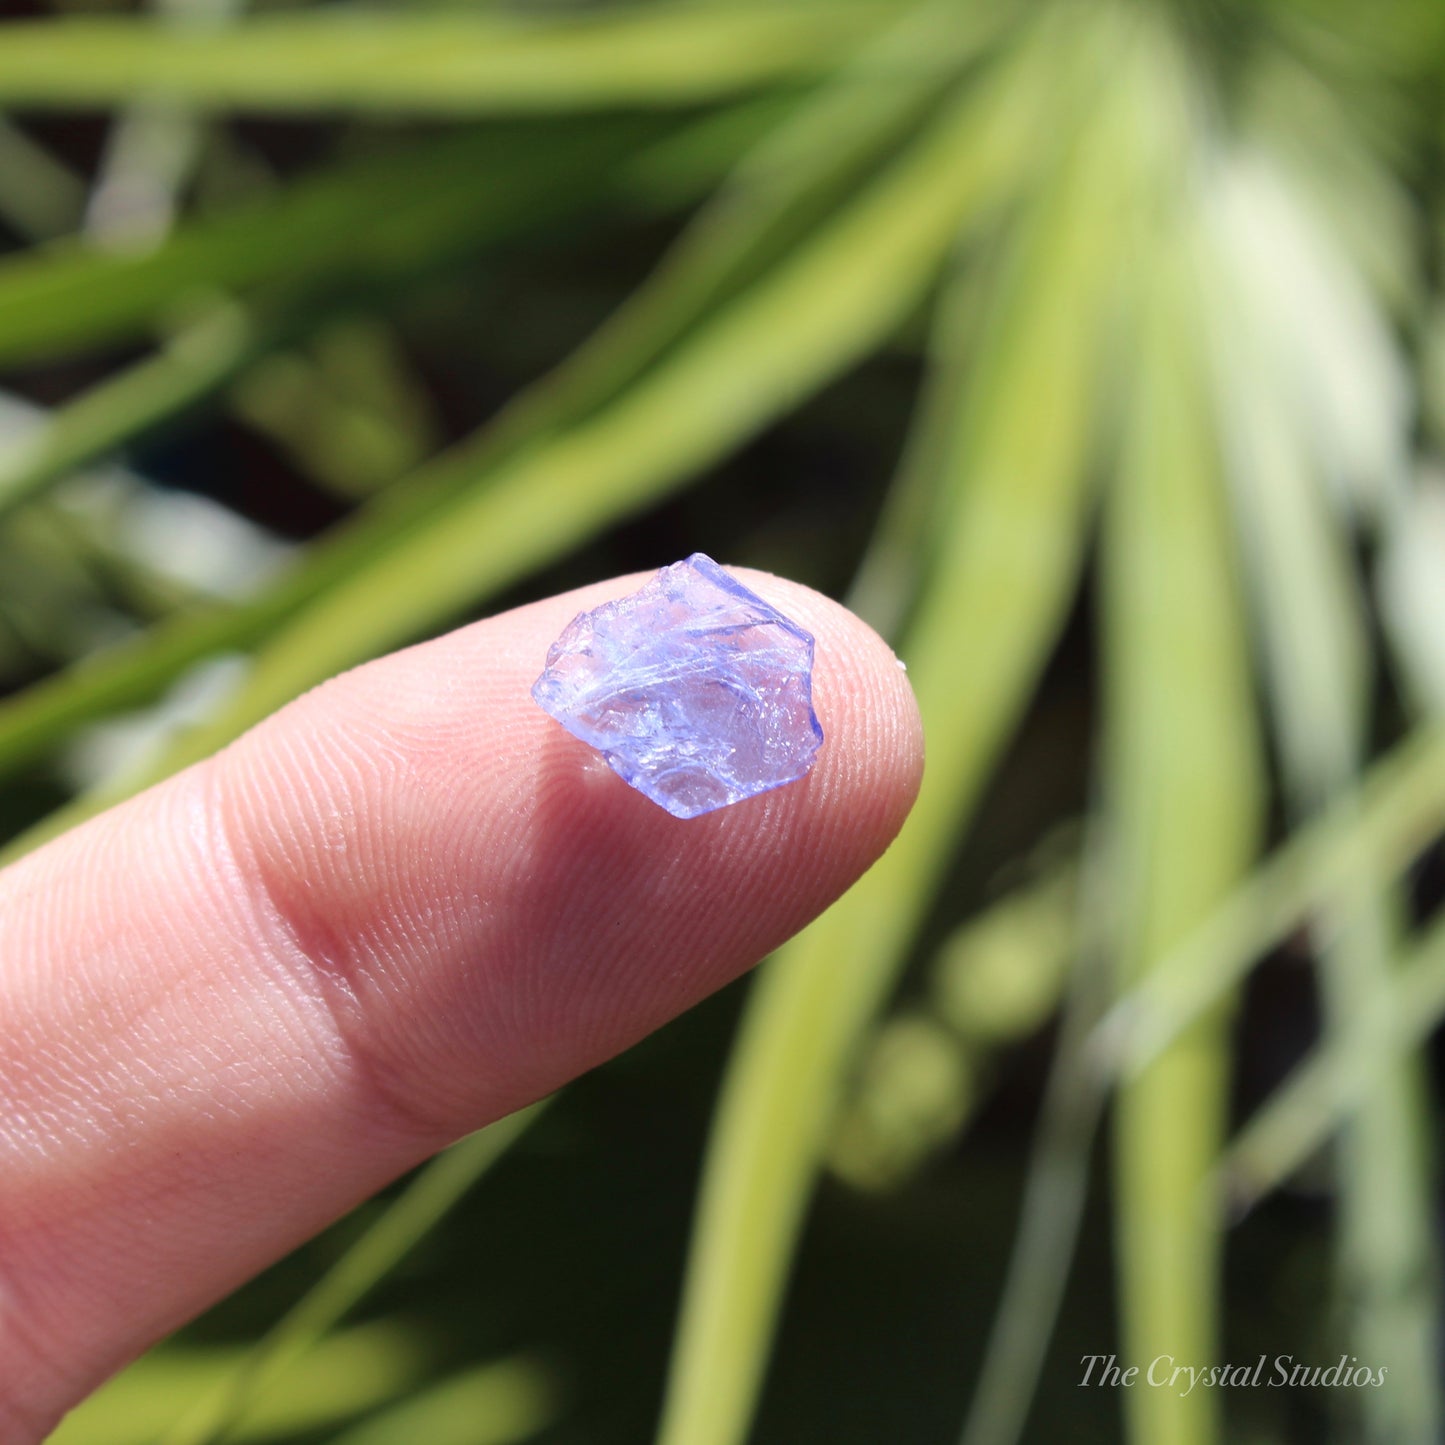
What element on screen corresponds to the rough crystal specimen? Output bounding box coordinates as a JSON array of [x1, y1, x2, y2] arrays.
[[531, 553, 823, 819]]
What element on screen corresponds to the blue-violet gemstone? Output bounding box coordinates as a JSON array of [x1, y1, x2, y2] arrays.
[[531, 553, 824, 819]]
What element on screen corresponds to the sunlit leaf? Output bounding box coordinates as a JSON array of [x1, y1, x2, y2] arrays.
[[0, 7, 892, 114], [49, 1322, 429, 1445], [323, 1360, 557, 1445], [655, 17, 1135, 1442], [1102, 212, 1264, 1445]]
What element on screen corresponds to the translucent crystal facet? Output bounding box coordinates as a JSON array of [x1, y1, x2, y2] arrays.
[[531, 553, 824, 819]]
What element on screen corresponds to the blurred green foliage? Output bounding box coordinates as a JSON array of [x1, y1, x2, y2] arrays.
[[3, 1, 1445, 1442]]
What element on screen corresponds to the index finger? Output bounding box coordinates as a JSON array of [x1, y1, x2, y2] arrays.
[[0, 566, 923, 1439]]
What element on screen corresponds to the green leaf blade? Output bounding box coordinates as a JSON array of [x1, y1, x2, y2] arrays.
[[0, 8, 892, 115], [654, 21, 1135, 1441]]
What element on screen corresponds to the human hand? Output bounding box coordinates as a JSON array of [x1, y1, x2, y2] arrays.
[[0, 568, 922, 1441]]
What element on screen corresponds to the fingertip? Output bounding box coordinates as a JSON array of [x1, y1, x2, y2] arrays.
[[216, 564, 926, 1127]]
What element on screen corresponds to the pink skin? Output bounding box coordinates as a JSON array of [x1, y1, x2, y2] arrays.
[[0, 569, 923, 1441]]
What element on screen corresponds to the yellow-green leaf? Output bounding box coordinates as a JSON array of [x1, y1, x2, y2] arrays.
[[0, 7, 891, 114], [654, 19, 1134, 1443]]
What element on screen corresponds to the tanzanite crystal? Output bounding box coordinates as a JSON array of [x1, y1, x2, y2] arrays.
[[531, 553, 823, 819]]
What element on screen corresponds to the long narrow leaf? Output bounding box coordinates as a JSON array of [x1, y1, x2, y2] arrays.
[[48, 1322, 429, 1445], [323, 1360, 556, 1445], [957, 900, 1110, 1445], [1102, 222, 1263, 1445], [654, 22, 1133, 1444], [0, 7, 892, 114], [846, 236, 990, 641]]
